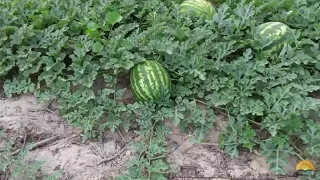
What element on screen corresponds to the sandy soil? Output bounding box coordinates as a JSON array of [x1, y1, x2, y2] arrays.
[[0, 94, 299, 180]]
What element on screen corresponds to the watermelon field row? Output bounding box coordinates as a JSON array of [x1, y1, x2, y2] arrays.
[[1, 0, 320, 178]]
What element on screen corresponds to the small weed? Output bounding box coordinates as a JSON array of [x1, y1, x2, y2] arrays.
[[0, 137, 62, 180]]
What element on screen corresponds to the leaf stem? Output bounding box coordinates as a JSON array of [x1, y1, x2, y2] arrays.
[[194, 99, 208, 106], [246, 118, 261, 126], [289, 141, 304, 160], [290, 141, 303, 155], [107, 25, 114, 40], [113, 72, 118, 101], [295, 152, 304, 161], [167, 69, 181, 77]]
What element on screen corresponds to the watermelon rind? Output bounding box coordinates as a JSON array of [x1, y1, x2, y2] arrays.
[[256, 22, 294, 50], [179, 0, 216, 18], [130, 61, 172, 101]]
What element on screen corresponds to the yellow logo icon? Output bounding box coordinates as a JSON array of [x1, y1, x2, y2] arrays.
[[296, 160, 315, 171]]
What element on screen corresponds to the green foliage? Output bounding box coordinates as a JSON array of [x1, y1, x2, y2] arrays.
[[260, 135, 295, 175], [116, 102, 173, 180], [1, 0, 320, 178], [3, 78, 35, 98], [219, 116, 256, 158], [0, 137, 62, 179], [300, 121, 320, 157], [174, 97, 216, 142]]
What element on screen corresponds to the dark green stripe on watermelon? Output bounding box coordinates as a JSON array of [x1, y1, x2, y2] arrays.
[[141, 62, 157, 100], [157, 62, 172, 90], [146, 61, 160, 98], [137, 63, 155, 100], [131, 63, 150, 100], [149, 61, 168, 96], [130, 67, 145, 100]]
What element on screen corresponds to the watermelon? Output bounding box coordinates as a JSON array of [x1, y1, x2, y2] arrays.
[[179, 0, 215, 18], [130, 61, 172, 101], [256, 22, 294, 50]]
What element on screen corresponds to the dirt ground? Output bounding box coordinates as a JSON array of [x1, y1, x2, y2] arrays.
[[0, 94, 300, 180]]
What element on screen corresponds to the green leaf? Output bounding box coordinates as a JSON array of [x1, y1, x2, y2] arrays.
[[105, 114, 122, 133], [92, 42, 104, 53], [218, 116, 255, 157], [106, 11, 123, 25], [87, 21, 99, 31], [3, 78, 36, 98], [239, 125, 256, 150], [86, 22, 100, 36], [121, 39, 133, 49], [300, 121, 320, 156], [147, 159, 169, 173], [260, 136, 294, 175], [172, 106, 184, 126], [316, 62, 320, 70], [224, 143, 240, 158], [194, 126, 206, 143], [233, 1, 256, 27], [151, 174, 167, 180]]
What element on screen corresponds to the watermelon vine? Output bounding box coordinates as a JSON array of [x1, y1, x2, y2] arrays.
[[1, 0, 320, 178]]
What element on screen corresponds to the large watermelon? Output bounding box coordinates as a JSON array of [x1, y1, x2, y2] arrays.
[[130, 61, 172, 101], [179, 0, 215, 19], [256, 22, 294, 50]]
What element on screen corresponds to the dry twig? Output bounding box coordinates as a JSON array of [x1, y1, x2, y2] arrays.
[[8, 136, 60, 156], [117, 128, 128, 142], [97, 136, 137, 165], [151, 133, 191, 160], [29, 136, 60, 149], [44, 99, 58, 115]]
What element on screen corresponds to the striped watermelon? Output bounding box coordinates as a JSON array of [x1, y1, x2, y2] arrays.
[[179, 0, 215, 18], [256, 22, 294, 50], [130, 61, 172, 101]]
